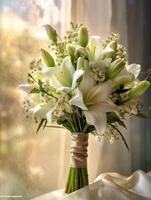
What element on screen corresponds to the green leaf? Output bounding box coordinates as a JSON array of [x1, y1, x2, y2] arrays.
[[38, 79, 43, 89], [117, 120, 127, 129], [107, 112, 127, 129], [111, 124, 130, 151], [107, 112, 119, 123], [114, 88, 130, 94], [134, 112, 150, 119], [30, 88, 40, 94], [43, 119, 47, 129], [36, 119, 46, 134], [28, 73, 37, 83]]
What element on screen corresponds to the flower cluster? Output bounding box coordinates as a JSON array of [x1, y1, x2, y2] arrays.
[[19, 24, 150, 148]]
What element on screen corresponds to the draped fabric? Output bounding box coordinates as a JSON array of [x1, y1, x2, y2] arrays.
[[32, 170, 151, 200]]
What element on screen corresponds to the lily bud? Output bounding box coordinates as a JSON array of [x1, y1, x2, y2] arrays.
[[78, 26, 89, 47], [107, 41, 117, 50], [112, 75, 133, 90], [77, 57, 85, 69], [67, 44, 76, 62], [107, 59, 125, 79], [129, 80, 150, 99], [44, 25, 57, 43], [41, 49, 55, 67]]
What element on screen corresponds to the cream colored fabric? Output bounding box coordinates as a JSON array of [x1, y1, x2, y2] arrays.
[[32, 170, 151, 200], [70, 133, 89, 168]]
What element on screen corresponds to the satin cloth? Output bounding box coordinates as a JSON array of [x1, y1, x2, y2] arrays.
[[32, 170, 151, 200]]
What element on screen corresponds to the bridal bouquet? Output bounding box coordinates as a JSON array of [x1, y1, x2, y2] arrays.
[[19, 23, 150, 193]]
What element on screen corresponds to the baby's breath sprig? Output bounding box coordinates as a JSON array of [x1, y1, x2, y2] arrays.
[[103, 33, 119, 47], [64, 22, 81, 44], [103, 33, 127, 61], [116, 44, 127, 61]]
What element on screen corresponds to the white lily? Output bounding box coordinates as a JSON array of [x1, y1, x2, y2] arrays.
[[28, 91, 56, 122], [18, 83, 39, 101], [87, 36, 114, 61], [42, 56, 84, 91], [112, 63, 141, 89], [19, 83, 56, 122], [28, 102, 56, 122], [70, 75, 117, 134]]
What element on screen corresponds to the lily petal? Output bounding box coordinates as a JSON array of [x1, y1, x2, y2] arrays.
[[57, 56, 75, 86], [85, 81, 112, 105], [30, 94, 42, 104], [100, 46, 114, 58], [56, 86, 71, 93], [69, 89, 88, 110], [126, 64, 141, 79], [72, 69, 84, 89], [88, 36, 103, 60], [18, 84, 36, 93], [46, 109, 54, 122], [42, 67, 58, 77], [28, 103, 54, 121], [84, 110, 107, 134], [88, 100, 117, 113], [89, 36, 103, 50], [79, 74, 96, 96]]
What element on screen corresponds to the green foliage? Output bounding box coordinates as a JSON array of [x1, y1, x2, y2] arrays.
[[107, 112, 126, 129], [36, 119, 47, 133], [30, 88, 40, 94], [134, 107, 151, 119], [110, 124, 129, 151], [57, 108, 95, 133]]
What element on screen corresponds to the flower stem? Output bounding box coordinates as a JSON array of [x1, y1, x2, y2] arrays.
[[65, 167, 88, 194]]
